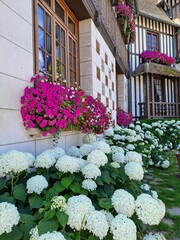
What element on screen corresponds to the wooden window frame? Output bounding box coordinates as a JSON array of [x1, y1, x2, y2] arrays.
[[33, 0, 80, 87], [146, 31, 159, 51]]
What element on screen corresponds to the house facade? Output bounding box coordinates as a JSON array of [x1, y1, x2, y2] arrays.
[[129, 0, 180, 119], [0, 0, 132, 155]]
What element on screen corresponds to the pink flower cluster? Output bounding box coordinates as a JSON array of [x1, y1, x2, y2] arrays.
[[115, 1, 136, 43], [81, 96, 112, 134], [21, 75, 112, 136], [117, 108, 133, 126], [139, 51, 175, 65]]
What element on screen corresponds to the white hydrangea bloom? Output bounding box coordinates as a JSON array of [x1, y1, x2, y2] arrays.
[[82, 164, 101, 179], [151, 190, 158, 199], [0, 202, 20, 235], [65, 195, 94, 231], [111, 189, 135, 217], [126, 144, 135, 151], [135, 125, 141, 131], [110, 214, 137, 240], [104, 128, 114, 137], [129, 123, 135, 128], [92, 141, 111, 154], [125, 162, 144, 181], [114, 126, 122, 131], [161, 160, 170, 169], [100, 210, 114, 227], [111, 146, 125, 154], [55, 155, 80, 173], [143, 232, 167, 240], [66, 146, 82, 158], [34, 153, 56, 169], [76, 158, 88, 170], [140, 184, 151, 191], [135, 193, 165, 225], [113, 134, 122, 141], [25, 152, 35, 167], [87, 150, 108, 167], [82, 179, 97, 191], [83, 134, 96, 144], [79, 144, 93, 156], [51, 196, 67, 211], [30, 226, 39, 240], [125, 151, 143, 165], [86, 210, 109, 239], [26, 175, 48, 194], [38, 231, 66, 240], [112, 152, 125, 163], [43, 148, 65, 160], [110, 162, 120, 168], [0, 150, 29, 176]]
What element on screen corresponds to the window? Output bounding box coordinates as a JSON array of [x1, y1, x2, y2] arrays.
[[147, 31, 159, 51], [35, 0, 79, 87], [154, 79, 162, 102]]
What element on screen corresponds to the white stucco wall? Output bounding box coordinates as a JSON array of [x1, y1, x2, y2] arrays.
[[79, 19, 117, 121], [0, 0, 83, 155]]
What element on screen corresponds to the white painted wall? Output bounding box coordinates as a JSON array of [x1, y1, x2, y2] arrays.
[[0, 0, 83, 155], [79, 19, 117, 121]]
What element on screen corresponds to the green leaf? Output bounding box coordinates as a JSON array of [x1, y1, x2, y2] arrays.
[[0, 178, 6, 191], [13, 184, 27, 202], [96, 177, 104, 186], [98, 198, 112, 211], [20, 221, 36, 240], [104, 184, 114, 196], [0, 226, 22, 240], [38, 219, 59, 235], [74, 232, 81, 240], [69, 182, 81, 193], [61, 176, 73, 189], [29, 195, 43, 209], [20, 214, 35, 223], [53, 181, 65, 193], [44, 210, 56, 220], [46, 188, 58, 199], [56, 211, 68, 229], [101, 170, 111, 184], [0, 193, 15, 204]]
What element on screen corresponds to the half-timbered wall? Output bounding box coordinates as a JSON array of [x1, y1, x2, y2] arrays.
[[129, 16, 176, 117]]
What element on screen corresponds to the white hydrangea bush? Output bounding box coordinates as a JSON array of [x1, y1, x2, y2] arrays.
[[26, 175, 48, 194]]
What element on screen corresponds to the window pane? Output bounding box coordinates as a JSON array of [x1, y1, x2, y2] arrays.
[[46, 55, 52, 74], [55, 1, 65, 22], [38, 28, 45, 49], [69, 38, 72, 53], [62, 48, 65, 63], [46, 35, 51, 53], [68, 17, 75, 34], [46, 14, 51, 34], [39, 50, 45, 71], [61, 29, 65, 46], [56, 43, 60, 60], [69, 54, 72, 69], [38, 6, 44, 28], [61, 65, 66, 79], [73, 42, 76, 55], [73, 57, 76, 71], [56, 25, 60, 41]]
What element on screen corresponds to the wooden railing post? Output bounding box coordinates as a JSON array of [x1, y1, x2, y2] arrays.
[[151, 74, 155, 117], [146, 73, 150, 118]]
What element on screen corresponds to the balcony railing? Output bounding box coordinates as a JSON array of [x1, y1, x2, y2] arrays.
[[139, 102, 180, 118]]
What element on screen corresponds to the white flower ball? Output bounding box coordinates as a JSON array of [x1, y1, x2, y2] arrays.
[[55, 155, 80, 173], [42, 147, 65, 160], [104, 128, 114, 137], [38, 231, 66, 240], [125, 162, 144, 181], [113, 134, 122, 140], [86, 211, 109, 239], [65, 195, 94, 231], [82, 134, 96, 144], [114, 126, 122, 131], [66, 146, 82, 158], [111, 189, 135, 217], [110, 162, 120, 168], [30, 226, 39, 240], [82, 179, 97, 191], [110, 214, 137, 240], [76, 158, 88, 170], [87, 150, 108, 167], [112, 152, 125, 163], [125, 151, 143, 165], [111, 146, 125, 154], [100, 210, 114, 227], [126, 144, 135, 151], [143, 232, 167, 240], [161, 160, 170, 169], [82, 164, 101, 179], [34, 153, 56, 169], [26, 175, 48, 194], [140, 184, 151, 191], [79, 144, 93, 156], [25, 152, 35, 167], [51, 196, 67, 211], [135, 193, 165, 225], [92, 141, 111, 154], [0, 202, 20, 235], [135, 125, 141, 131]]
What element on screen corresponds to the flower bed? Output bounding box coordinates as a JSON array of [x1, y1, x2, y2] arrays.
[[139, 50, 175, 65]]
